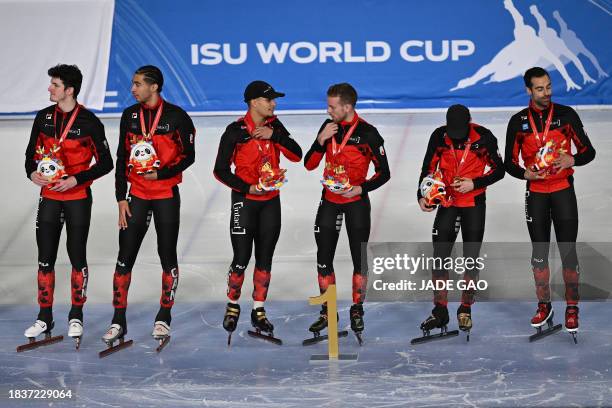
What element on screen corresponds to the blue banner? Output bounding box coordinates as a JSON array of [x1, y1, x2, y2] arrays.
[[92, 0, 612, 113]]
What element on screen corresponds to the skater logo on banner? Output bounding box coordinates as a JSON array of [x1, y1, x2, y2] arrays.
[[420, 171, 451, 207], [256, 141, 287, 192]]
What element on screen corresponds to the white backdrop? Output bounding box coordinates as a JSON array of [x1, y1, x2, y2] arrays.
[[0, 0, 114, 112]]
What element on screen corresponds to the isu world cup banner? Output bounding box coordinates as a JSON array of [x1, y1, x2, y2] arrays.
[[100, 0, 611, 114], [2, 0, 610, 115]]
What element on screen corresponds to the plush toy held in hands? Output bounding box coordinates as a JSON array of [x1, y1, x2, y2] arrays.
[[420, 171, 451, 207], [128, 140, 161, 175], [532, 140, 568, 176], [36, 145, 67, 183], [257, 161, 287, 192], [321, 162, 352, 193]]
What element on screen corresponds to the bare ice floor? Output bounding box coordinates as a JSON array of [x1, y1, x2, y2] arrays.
[[1, 301, 611, 407]]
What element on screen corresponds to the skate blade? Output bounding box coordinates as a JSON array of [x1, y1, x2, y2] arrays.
[[410, 330, 459, 345], [528, 323, 562, 342], [247, 330, 282, 346], [17, 334, 64, 352], [74, 336, 82, 350], [459, 327, 471, 342], [568, 330, 578, 344], [303, 330, 349, 346], [155, 336, 170, 352], [98, 338, 133, 358], [227, 332, 233, 347], [354, 331, 363, 346]]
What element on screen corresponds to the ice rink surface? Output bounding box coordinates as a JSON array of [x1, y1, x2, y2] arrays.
[[1, 302, 611, 407], [1, 109, 611, 406]]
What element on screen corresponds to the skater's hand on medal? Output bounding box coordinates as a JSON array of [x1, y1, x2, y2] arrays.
[[249, 184, 266, 195], [450, 177, 474, 194], [118, 200, 132, 229], [553, 153, 574, 170], [30, 171, 51, 187], [317, 122, 337, 146], [341, 185, 362, 198], [418, 197, 436, 212], [143, 170, 158, 180], [253, 126, 273, 140], [48, 176, 77, 192], [524, 167, 546, 180]]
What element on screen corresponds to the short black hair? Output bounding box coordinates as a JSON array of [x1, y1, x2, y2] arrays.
[[327, 83, 358, 106], [135, 65, 164, 93], [48, 64, 83, 98], [524, 67, 550, 88]]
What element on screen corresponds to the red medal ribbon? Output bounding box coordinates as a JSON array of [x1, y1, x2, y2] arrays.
[[54, 104, 82, 145], [528, 102, 555, 148], [331, 117, 359, 156], [447, 128, 472, 178], [139, 99, 164, 139]]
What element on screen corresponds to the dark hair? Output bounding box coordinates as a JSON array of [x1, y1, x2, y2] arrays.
[[327, 83, 358, 106], [135, 65, 164, 93], [523, 67, 549, 88], [48, 64, 83, 98]]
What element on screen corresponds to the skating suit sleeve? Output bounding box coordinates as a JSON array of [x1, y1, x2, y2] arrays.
[[213, 123, 251, 193], [25, 111, 43, 179], [156, 109, 196, 180], [360, 126, 390, 193], [115, 111, 130, 201], [417, 127, 444, 200], [304, 120, 330, 170], [567, 108, 595, 167], [72, 112, 114, 186], [472, 128, 505, 189], [270, 118, 302, 162], [504, 113, 527, 180]]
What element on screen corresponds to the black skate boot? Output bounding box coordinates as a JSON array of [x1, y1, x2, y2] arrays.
[[223, 303, 240, 346], [248, 307, 282, 345], [350, 303, 364, 346], [411, 304, 458, 345], [309, 305, 329, 334], [457, 304, 472, 342], [303, 305, 348, 346]]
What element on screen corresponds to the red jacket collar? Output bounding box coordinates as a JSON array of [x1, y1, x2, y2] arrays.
[[54, 103, 78, 115], [340, 111, 359, 126], [529, 99, 552, 115], [242, 111, 276, 135], [141, 96, 163, 110]]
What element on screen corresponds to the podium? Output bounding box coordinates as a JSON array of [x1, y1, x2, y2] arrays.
[[308, 284, 358, 362]]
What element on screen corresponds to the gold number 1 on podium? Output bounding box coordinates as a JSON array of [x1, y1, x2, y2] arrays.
[[309, 284, 339, 359]]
